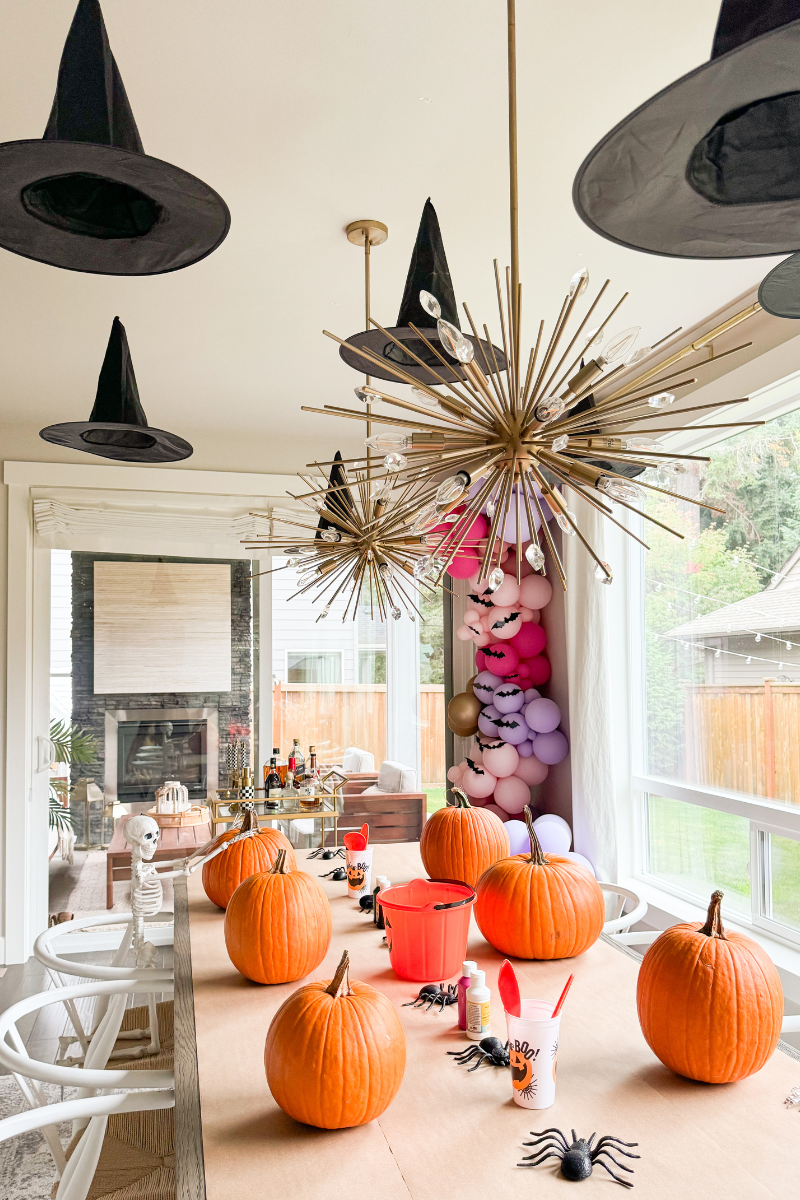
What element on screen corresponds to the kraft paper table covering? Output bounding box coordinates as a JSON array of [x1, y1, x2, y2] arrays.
[[186, 843, 798, 1198]]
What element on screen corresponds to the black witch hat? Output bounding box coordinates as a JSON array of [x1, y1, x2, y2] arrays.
[[339, 198, 506, 385], [316, 452, 356, 538], [573, 0, 800, 263], [40, 317, 193, 462], [0, 0, 229, 275]]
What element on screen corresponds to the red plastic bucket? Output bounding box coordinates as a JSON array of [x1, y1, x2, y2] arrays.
[[379, 878, 476, 982]]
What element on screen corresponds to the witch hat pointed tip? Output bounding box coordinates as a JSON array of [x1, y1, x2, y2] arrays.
[[396, 198, 459, 329]]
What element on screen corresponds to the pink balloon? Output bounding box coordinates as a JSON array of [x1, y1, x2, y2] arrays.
[[520, 575, 553, 610], [446, 764, 464, 784], [491, 575, 521, 607], [456, 624, 475, 642], [518, 607, 536, 623], [525, 656, 552, 686], [468, 793, 489, 807], [464, 608, 481, 625], [564, 850, 595, 876], [513, 755, 549, 786], [483, 802, 510, 822], [517, 663, 531, 680], [475, 650, 486, 671], [462, 760, 498, 798], [447, 551, 479, 579], [467, 574, 496, 604], [511, 623, 547, 658], [525, 697, 562, 734], [533, 730, 569, 765], [493, 774, 531, 814], [487, 607, 524, 640], [483, 643, 520, 677], [503, 547, 534, 578], [482, 742, 520, 779], [469, 744, 484, 766], [472, 631, 491, 647]]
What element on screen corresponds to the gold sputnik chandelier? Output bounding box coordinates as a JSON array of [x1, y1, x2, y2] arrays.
[[245, 0, 763, 611]]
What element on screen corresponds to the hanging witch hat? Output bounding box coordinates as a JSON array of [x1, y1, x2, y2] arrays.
[[0, 0, 229, 275], [573, 0, 800, 268], [339, 198, 506, 385], [40, 317, 192, 462], [315, 452, 355, 539]]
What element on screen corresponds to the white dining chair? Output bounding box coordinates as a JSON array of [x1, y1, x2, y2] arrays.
[[0, 977, 174, 1200], [599, 883, 660, 945]]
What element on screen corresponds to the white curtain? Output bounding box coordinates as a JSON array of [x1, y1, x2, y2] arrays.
[[564, 493, 618, 882]]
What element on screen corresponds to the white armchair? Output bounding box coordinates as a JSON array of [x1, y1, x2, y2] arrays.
[[362, 760, 418, 794]]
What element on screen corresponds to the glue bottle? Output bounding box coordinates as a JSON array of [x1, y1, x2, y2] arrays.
[[465, 969, 491, 1041], [457, 960, 477, 1031]]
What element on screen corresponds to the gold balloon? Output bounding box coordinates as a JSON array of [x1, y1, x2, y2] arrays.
[[447, 691, 482, 737], [466, 674, 477, 696]]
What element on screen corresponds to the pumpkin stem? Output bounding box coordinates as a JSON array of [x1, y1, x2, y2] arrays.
[[524, 805, 549, 866], [239, 805, 259, 834], [326, 950, 353, 999], [450, 786, 472, 809], [269, 848, 289, 875], [699, 890, 727, 939]]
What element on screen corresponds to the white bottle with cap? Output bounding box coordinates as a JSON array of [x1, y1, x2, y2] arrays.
[[465, 969, 491, 1041]]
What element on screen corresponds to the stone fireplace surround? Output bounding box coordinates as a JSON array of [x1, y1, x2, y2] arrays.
[[71, 552, 252, 834]]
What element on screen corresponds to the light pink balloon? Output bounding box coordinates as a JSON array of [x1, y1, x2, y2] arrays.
[[513, 755, 549, 786], [462, 761, 497, 798], [494, 774, 532, 814], [564, 850, 595, 876], [519, 607, 535, 623], [491, 575, 521, 607], [503, 547, 534, 579], [532, 730, 569, 765], [473, 630, 491, 647], [468, 793, 489, 807], [482, 742, 519, 779], [456, 624, 475, 642], [525, 697, 562, 734], [469, 745, 484, 766], [463, 608, 481, 624], [483, 802, 510, 822], [487, 606, 524, 640], [446, 764, 464, 784], [520, 575, 553, 610]]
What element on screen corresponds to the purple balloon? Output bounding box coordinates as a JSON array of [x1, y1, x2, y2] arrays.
[[504, 819, 530, 856], [493, 682, 525, 714], [478, 704, 502, 738], [564, 850, 595, 877], [523, 688, 540, 703], [533, 730, 569, 764], [473, 670, 498, 703], [525, 697, 561, 734], [496, 713, 531, 745], [516, 739, 534, 757]]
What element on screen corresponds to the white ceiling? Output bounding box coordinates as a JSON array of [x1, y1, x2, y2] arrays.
[[0, 0, 793, 475]]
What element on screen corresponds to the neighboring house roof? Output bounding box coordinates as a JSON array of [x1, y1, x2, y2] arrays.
[[667, 582, 800, 639]]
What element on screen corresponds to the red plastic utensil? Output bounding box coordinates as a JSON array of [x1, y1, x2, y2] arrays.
[[361, 823, 369, 845], [498, 959, 521, 1017], [343, 832, 367, 851], [551, 973, 574, 1018]]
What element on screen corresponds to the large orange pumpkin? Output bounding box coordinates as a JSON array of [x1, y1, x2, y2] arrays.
[[475, 807, 604, 959], [225, 849, 331, 984], [637, 889, 783, 1084], [202, 807, 296, 909], [265, 950, 406, 1128], [420, 786, 509, 888]]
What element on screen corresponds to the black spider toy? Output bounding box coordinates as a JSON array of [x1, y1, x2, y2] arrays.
[[307, 845, 345, 861], [448, 1037, 509, 1070], [402, 983, 458, 1013], [518, 1128, 639, 1189], [319, 866, 347, 880]]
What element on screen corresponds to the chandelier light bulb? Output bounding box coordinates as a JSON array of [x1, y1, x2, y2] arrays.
[[411, 386, 441, 408], [319, 529, 341, 542], [597, 476, 642, 503], [600, 326, 641, 364], [379, 562, 394, 581], [365, 431, 409, 452], [437, 318, 474, 364], [435, 474, 468, 506], [410, 502, 439, 534], [536, 396, 566, 423], [419, 290, 442, 319]]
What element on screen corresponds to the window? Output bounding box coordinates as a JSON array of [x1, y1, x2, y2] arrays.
[[633, 400, 800, 943], [358, 649, 386, 684], [286, 651, 342, 684]]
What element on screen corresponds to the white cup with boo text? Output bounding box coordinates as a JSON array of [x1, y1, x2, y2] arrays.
[[345, 846, 374, 900], [506, 998, 561, 1109]]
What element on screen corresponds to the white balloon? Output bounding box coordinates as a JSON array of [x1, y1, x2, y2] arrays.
[[532, 813, 572, 855]]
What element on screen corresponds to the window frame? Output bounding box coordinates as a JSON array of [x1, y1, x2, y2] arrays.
[[627, 370, 800, 949]]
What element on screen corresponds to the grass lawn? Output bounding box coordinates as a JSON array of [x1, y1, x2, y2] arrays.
[[425, 786, 448, 815]]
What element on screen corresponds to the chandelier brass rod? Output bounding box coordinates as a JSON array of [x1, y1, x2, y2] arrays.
[[505, 267, 518, 408], [493, 260, 512, 398], [361, 382, 493, 431], [542, 286, 625, 405], [520, 319, 545, 411], [322, 328, 471, 404], [515, 465, 523, 584], [302, 404, 476, 438], [563, 447, 712, 463], [367, 315, 482, 406], [433, 467, 504, 582], [463, 359, 515, 435], [462, 303, 506, 411], [537, 280, 612, 403], [404, 322, 497, 422], [496, 457, 516, 567], [585, 392, 748, 430], [593, 341, 752, 410], [589, 487, 686, 538], [527, 293, 571, 410], [507, 0, 519, 301], [479, 469, 513, 581], [548, 468, 652, 551], [579, 461, 726, 513], [484, 321, 511, 411], [521, 466, 567, 589]]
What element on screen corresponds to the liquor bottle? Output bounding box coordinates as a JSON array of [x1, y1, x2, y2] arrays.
[[306, 745, 321, 793], [273, 746, 288, 786], [265, 757, 282, 808], [291, 739, 305, 785]]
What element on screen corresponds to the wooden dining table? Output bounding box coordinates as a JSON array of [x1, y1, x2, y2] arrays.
[[173, 842, 800, 1200]]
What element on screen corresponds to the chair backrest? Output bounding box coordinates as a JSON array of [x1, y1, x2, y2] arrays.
[[598, 883, 648, 935], [342, 746, 376, 773], [377, 760, 417, 793], [34, 912, 173, 982]]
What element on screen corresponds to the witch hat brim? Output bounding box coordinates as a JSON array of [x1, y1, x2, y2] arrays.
[[39, 316, 193, 463], [2, 0, 229, 275], [340, 198, 506, 384], [759, 252, 800, 317], [573, 18, 800, 259]]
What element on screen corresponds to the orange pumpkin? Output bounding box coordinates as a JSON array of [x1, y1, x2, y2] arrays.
[[225, 849, 331, 984], [420, 786, 510, 888], [637, 890, 783, 1083], [475, 807, 604, 959], [202, 807, 296, 909], [265, 950, 406, 1128]]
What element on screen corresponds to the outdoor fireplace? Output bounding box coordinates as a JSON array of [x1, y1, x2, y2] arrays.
[[104, 707, 219, 811]]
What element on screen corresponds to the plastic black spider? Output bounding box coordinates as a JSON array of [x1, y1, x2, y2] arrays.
[[448, 1037, 509, 1070], [359, 895, 374, 912], [518, 1128, 640, 1189], [402, 983, 458, 1013], [319, 866, 347, 880], [307, 846, 345, 860]]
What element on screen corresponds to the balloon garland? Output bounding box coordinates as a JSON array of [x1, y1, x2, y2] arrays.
[[447, 538, 570, 827]]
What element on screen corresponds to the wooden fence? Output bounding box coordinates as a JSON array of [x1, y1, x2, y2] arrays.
[[685, 682, 800, 804], [273, 682, 446, 785]]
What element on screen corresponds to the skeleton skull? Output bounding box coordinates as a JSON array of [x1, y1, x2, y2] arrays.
[[124, 815, 160, 860]]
